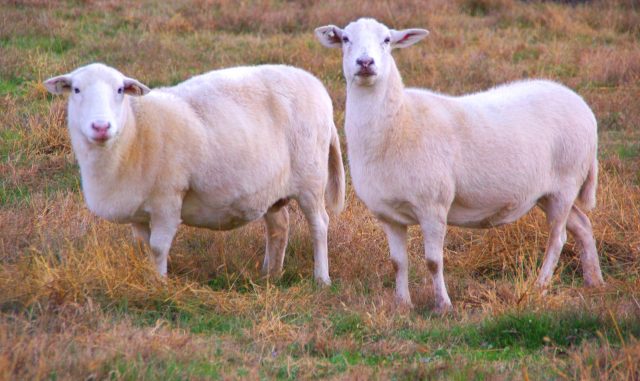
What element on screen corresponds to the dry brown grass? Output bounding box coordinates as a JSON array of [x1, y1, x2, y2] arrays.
[[1, 0, 639, 379]]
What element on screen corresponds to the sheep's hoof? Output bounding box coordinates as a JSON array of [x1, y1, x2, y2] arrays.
[[394, 297, 414, 312], [584, 277, 605, 288], [154, 273, 168, 286], [315, 277, 331, 287], [534, 273, 558, 293], [433, 302, 452, 316], [394, 291, 413, 310], [534, 279, 551, 296]]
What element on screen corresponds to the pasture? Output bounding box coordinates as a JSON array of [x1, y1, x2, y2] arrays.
[[1, 0, 639, 379]]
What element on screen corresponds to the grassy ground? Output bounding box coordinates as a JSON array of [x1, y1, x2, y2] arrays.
[[1, 0, 639, 379]]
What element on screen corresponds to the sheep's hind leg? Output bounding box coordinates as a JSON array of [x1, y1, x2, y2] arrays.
[[566, 205, 604, 287], [297, 191, 331, 286], [535, 195, 573, 289], [380, 221, 412, 307], [261, 205, 290, 279]]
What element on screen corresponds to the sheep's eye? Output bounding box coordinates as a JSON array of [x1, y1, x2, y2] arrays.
[[117, 87, 124, 94], [73, 87, 80, 94], [384, 37, 391, 44], [342, 36, 349, 43]]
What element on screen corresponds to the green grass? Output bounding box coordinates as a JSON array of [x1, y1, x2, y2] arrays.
[[103, 356, 222, 381], [4, 272, 639, 379], [0, 129, 23, 162], [206, 274, 255, 293], [0, 35, 74, 55], [274, 269, 307, 288], [0, 180, 31, 206], [115, 300, 250, 337], [281, 310, 610, 377], [512, 47, 541, 63], [64, 304, 589, 380], [617, 144, 639, 160], [399, 311, 640, 353], [331, 311, 366, 339], [43, 162, 81, 195], [0, 160, 79, 207], [327, 350, 390, 370], [461, 0, 502, 17], [0, 76, 26, 96]]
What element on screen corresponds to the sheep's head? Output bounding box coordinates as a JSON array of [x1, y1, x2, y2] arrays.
[[44, 63, 150, 146], [315, 18, 428, 87]]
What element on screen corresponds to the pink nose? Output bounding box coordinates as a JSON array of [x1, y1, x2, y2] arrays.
[[91, 121, 111, 133], [356, 57, 375, 68]]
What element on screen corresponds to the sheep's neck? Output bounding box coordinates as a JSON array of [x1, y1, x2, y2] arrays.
[[345, 58, 406, 161]]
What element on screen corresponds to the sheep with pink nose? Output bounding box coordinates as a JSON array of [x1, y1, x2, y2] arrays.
[[316, 18, 603, 313], [45, 63, 345, 284]]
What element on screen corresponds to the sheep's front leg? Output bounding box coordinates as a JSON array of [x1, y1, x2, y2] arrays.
[[420, 218, 452, 314], [262, 206, 290, 278], [380, 222, 412, 307], [149, 212, 181, 276]]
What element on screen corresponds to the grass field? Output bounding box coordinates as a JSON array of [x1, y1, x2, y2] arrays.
[[1, 0, 639, 379]]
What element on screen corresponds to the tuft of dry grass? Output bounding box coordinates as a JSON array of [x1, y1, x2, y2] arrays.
[[1, 0, 639, 379]]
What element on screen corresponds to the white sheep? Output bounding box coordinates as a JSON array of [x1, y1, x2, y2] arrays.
[[44, 63, 345, 285], [316, 18, 604, 312]]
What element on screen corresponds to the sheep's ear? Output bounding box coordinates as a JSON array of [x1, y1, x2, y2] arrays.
[[390, 28, 429, 49], [123, 77, 150, 96], [315, 25, 343, 48], [44, 74, 72, 94]]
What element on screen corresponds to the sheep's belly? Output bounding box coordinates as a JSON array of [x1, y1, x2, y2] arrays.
[[180, 195, 266, 231], [447, 200, 537, 229], [370, 199, 420, 226]]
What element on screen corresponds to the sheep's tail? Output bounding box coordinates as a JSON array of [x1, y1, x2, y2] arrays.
[[577, 157, 598, 211], [326, 123, 345, 214]]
